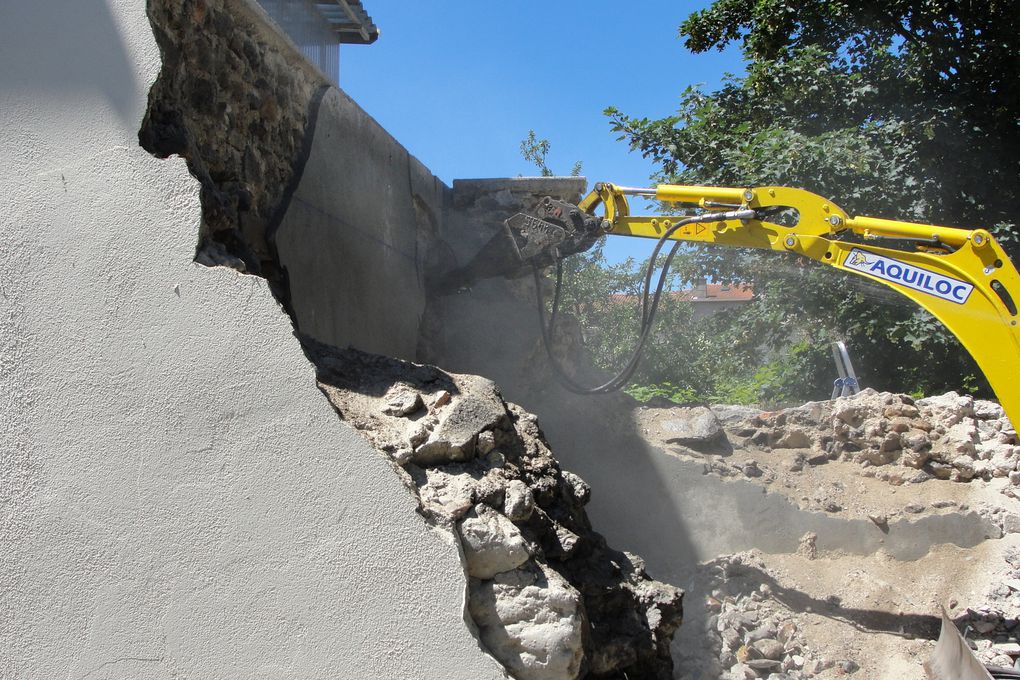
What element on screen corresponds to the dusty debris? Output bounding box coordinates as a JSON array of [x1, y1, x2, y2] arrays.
[[306, 340, 683, 679], [733, 389, 1017, 485], [634, 389, 1020, 527], [629, 388, 1020, 677], [684, 552, 842, 679], [641, 388, 1018, 488]]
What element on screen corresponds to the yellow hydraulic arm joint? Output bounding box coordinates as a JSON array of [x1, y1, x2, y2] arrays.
[[578, 182, 1020, 423]]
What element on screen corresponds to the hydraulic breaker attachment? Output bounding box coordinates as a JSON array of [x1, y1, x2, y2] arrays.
[[435, 196, 605, 291]]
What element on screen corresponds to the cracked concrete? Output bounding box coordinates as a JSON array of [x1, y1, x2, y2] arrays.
[[1, 1, 505, 677]]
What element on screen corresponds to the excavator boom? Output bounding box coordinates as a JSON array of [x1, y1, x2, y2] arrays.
[[494, 182, 1020, 422]]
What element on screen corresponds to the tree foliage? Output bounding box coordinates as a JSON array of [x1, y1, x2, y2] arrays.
[[521, 130, 583, 177], [593, 0, 1020, 401]]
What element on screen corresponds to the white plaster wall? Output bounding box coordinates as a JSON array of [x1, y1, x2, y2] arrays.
[[0, 2, 503, 678]]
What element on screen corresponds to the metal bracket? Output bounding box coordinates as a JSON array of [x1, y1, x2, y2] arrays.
[[830, 341, 862, 399]]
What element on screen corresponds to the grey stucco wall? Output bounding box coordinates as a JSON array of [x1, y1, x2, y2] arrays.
[[1, 2, 502, 677], [274, 87, 445, 360]]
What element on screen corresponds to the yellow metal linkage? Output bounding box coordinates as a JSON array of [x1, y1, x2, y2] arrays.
[[579, 183, 1020, 423]]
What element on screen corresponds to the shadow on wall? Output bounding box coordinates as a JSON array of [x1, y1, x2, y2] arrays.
[[5, 0, 142, 127]]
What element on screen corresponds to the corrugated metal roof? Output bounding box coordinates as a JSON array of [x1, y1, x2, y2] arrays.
[[314, 1, 379, 44]]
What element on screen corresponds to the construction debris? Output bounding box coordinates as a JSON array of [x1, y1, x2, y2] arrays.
[[307, 340, 684, 680], [735, 389, 1017, 484]]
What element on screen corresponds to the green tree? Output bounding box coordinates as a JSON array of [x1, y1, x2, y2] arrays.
[[602, 0, 1020, 399], [520, 130, 583, 177]]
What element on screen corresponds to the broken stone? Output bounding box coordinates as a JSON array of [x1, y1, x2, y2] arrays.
[[476, 430, 496, 455], [991, 641, 1020, 655], [975, 400, 1006, 420], [806, 452, 831, 466], [416, 467, 476, 521], [773, 428, 813, 449], [552, 522, 581, 558], [746, 658, 781, 671], [504, 479, 535, 521], [837, 659, 860, 673], [712, 404, 764, 425], [474, 471, 508, 508], [431, 389, 452, 410], [658, 406, 727, 450], [918, 391, 975, 425], [752, 638, 785, 660], [868, 513, 889, 529], [952, 456, 977, 481], [798, 532, 818, 560], [902, 429, 931, 452], [381, 385, 423, 417], [412, 377, 507, 465], [458, 505, 532, 579], [860, 446, 897, 466], [900, 448, 930, 469], [777, 620, 797, 644], [885, 403, 920, 419], [559, 470, 591, 505], [727, 663, 757, 680], [879, 431, 902, 453], [888, 416, 914, 433], [468, 562, 585, 680], [833, 402, 865, 427], [743, 460, 763, 478], [1003, 514, 1020, 535], [973, 619, 999, 634], [745, 625, 778, 644]]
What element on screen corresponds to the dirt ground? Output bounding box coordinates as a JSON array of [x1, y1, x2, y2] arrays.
[[632, 393, 1020, 678]]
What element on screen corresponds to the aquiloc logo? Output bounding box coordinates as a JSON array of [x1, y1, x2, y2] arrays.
[[843, 248, 973, 304]]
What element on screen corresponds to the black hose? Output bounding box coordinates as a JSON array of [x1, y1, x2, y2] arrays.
[[534, 215, 704, 395]]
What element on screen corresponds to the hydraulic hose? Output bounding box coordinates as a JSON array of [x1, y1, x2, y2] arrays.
[[534, 209, 756, 395]]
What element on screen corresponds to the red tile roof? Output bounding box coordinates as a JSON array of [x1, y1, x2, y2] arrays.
[[679, 283, 754, 302]]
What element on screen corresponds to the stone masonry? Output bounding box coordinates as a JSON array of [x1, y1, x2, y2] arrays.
[[140, 0, 325, 280]]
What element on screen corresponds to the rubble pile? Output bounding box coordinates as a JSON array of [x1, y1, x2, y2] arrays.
[[958, 546, 1020, 669], [688, 553, 850, 680], [307, 340, 683, 680], [735, 389, 1017, 485]]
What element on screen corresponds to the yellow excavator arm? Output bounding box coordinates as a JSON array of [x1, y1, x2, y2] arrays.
[[570, 182, 1020, 421], [463, 181, 1020, 419]]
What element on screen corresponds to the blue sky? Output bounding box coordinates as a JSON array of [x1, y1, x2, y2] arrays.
[[341, 2, 744, 263]]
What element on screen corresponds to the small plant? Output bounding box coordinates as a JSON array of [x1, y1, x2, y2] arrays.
[[520, 130, 582, 177]]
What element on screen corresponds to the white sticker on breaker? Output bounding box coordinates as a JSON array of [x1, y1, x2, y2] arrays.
[[843, 248, 973, 304]]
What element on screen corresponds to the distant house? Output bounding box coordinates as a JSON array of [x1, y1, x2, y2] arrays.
[[610, 279, 754, 320], [678, 279, 754, 320]]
